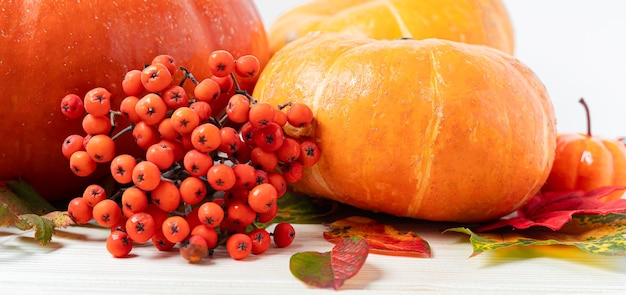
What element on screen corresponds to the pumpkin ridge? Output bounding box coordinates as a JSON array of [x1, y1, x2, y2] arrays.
[[305, 41, 361, 199], [406, 47, 443, 217], [381, 1, 412, 38]]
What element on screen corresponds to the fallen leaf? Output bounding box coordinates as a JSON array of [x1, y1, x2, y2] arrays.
[[290, 236, 369, 290], [448, 213, 626, 256], [5, 179, 56, 214], [0, 180, 73, 245], [264, 190, 338, 224], [14, 214, 56, 246], [476, 186, 626, 232], [0, 182, 35, 218], [0, 203, 18, 226], [324, 216, 431, 258], [42, 211, 75, 228]]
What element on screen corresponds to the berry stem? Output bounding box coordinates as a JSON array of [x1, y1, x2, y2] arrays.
[[578, 97, 592, 136], [230, 72, 243, 92], [111, 124, 133, 141], [230, 72, 257, 104], [277, 102, 292, 110], [108, 188, 124, 201], [108, 111, 122, 136], [179, 66, 199, 86]]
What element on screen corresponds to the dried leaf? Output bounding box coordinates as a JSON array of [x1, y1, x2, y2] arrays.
[[42, 211, 75, 228], [477, 186, 626, 232], [290, 236, 369, 290], [449, 213, 626, 256], [14, 214, 56, 246], [0, 203, 19, 226], [324, 216, 431, 258]]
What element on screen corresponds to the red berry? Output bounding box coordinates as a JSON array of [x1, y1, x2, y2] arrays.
[[208, 50, 235, 77], [125, 212, 156, 243], [151, 54, 177, 75], [234, 54, 261, 78], [106, 230, 133, 258], [194, 78, 221, 103], [248, 228, 271, 255], [161, 85, 189, 109], [248, 183, 277, 214], [298, 140, 321, 167], [273, 222, 296, 248], [122, 69, 145, 96], [282, 161, 303, 183], [67, 197, 93, 224], [286, 102, 314, 127], [92, 199, 122, 227], [253, 122, 284, 152], [226, 233, 252, 260], [197, 201, 224, 228], [60, 94, 85, 119], [141, 63, 172, 93], [83, 87, 112, 117], [248, 102, 275, 128], [62, 134, 85, 159], [82, 184, 106, 207], [162, 216, 191, 244]]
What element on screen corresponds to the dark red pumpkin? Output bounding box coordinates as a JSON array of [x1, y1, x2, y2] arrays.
[[0, 0, 269, 201]]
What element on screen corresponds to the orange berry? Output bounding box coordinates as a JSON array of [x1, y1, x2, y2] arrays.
[[85, 134, 116, 163], [132, 161, 161, 191], [69, 150, 97, 177], [92, 199, 122, 227]]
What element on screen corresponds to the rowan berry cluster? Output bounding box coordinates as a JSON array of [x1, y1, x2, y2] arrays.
[[60, 51, 318, 262]]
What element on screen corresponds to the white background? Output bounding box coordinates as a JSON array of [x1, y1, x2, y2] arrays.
[[253, 0, 626, 139]]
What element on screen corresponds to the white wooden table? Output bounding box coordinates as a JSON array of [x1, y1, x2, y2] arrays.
[[2, 221, 626, 294]]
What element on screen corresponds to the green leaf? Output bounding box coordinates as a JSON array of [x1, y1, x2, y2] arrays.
[[448, 213, 626, 256], [14, 214, 56, 246], [290, 236, 369, 290], [267, 190, 339, 224], [0, 182, 34, 218], [1, 180, 73, 245], [5, 179, 55, 214]]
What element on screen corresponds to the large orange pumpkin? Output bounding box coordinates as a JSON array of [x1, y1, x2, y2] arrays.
[[0, 0, 268, 201], [253, 32, 556, 222], [267, 0, 515, 55], [542, 99, 626, 201]]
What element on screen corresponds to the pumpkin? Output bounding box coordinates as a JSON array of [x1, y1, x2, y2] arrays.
[[542, 99, 626, 201], [267, 0, 515, 55], [252, 32, 556, 222], [0, 0, 269, 201]]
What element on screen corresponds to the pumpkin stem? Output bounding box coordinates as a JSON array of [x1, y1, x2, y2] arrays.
[[578, 97, 592, 136]]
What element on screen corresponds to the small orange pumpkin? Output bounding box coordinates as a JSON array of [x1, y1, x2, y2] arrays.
[[267, 0, 515, 55], [0, 0, 268, 201], [253, 32, 556, 222], [542, 98, 626, 201]]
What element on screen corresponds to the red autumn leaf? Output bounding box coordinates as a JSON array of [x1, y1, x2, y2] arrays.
[[476, 186, 626, 232], [290, 236, 369, 290], [323, 216, 431, 258]]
